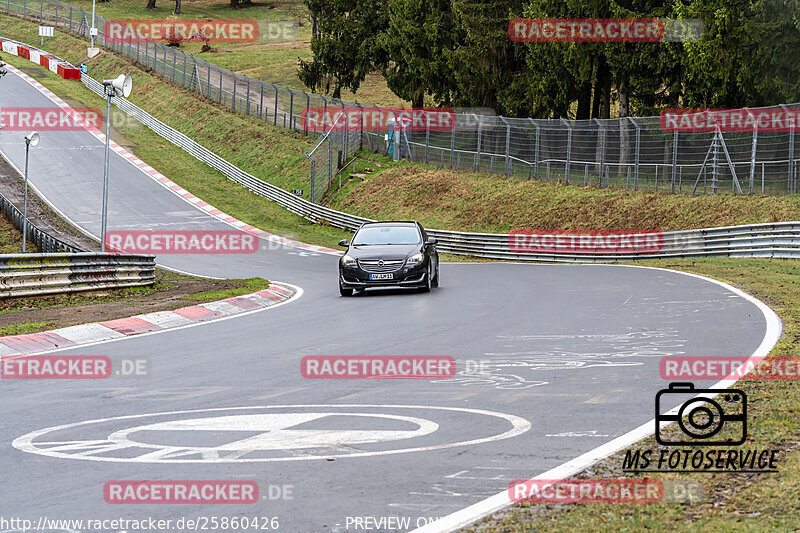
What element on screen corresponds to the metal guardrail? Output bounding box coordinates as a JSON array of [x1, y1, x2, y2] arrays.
[[0, 189, 83, 253], [5, 38, 799, 262], [0, 252, 156, 297]]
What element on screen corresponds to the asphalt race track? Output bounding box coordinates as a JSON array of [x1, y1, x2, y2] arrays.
[[0, 68, 777, 532]]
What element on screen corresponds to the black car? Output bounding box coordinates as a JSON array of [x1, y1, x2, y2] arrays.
[[338, 221, 439, 296]]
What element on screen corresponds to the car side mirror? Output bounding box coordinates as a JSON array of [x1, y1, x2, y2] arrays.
[[338, 239, 349, 247], [426, 237, 437, 245]]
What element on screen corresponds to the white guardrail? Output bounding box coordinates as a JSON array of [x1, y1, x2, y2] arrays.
[[0, 253, 156, 297], [3, 37, 800, 262]]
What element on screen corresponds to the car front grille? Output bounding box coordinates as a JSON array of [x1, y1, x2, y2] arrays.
[[358, 259, 405, 273]]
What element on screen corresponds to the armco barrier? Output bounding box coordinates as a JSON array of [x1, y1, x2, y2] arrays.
[[0, 190, 83, 253], [0, 253, 156, 297], [4, 38, 800, 263]]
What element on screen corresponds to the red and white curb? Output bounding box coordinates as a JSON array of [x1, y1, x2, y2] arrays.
[[0, 282, 299, 356], [1, 42, 341, 257]]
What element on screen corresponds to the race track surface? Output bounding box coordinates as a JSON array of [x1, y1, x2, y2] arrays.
[[0, 69, 773, 532]]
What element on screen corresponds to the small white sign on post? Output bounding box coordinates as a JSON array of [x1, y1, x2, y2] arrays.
[[39, 25, 54, 46]]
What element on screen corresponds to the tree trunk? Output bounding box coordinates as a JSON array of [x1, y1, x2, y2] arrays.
[[146, 0, 156, 9], [618, 76, 629, 118], [576, 79, 592, 120], [174, 0, 181, 14]]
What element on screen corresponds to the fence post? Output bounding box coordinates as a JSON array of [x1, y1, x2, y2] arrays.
[[500, 116, 511, 176], [595, 119, 606, 187], [310, 158, 315, 204], [671, 130, 678, 193], [304, 92, 310, 135], [712, 130, 720, 194], [218, 68, 223, 104], [289, 90, 294, 131], [181, 52, 187, 86], [529, 118, 540, 179], [474, 114, 481, 171], [232, 75, 237, 111], [450, 114, 456, 164], [425, 119, 431, 163], [561, 118, 572, 183], [259, 83, 264, 120], [782, 104, 795, 193], [328, 138, 333, 190], [274, 85, 278, 125], [245, 78, 251, 116], [746, 109, 757, 195], [628, 117, 641, 190]]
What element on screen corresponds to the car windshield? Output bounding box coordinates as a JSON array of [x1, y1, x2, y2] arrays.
[[352, 226, 421, 245]]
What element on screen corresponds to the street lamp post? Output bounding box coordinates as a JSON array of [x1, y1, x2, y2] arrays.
[[22, 131, 40, 253], [100, 74, 132, 251], [90, 0, 95, 48]]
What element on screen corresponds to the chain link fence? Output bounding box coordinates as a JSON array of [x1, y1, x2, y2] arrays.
[[2, 0, 798, 200]]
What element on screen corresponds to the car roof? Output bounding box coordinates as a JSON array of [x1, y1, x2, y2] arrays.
[[359, 221, 419, 227]]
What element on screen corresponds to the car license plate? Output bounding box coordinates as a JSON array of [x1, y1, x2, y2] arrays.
[[370, 273, 394, 280]]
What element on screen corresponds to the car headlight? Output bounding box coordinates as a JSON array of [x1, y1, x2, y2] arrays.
[[407, 253, 424, 265], [341, 254, 357, 267]]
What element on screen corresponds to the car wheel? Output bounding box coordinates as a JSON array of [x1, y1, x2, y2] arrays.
[[431, 265, 439, 288], [339, 285, 353, 297], [419, 265, 432, 293]]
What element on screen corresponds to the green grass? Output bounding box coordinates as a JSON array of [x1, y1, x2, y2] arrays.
[[0, 321, 52, 335], [466, 257, 800, 532], [183, 276, 268, 300], [4, 0, 408, 106], [0, 213, 38, 253]]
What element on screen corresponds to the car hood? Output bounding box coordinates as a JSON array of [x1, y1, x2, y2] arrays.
[[346, 244, 421, 261]]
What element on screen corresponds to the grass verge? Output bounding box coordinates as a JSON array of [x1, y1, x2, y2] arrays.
[[466, 257, 800, 532]]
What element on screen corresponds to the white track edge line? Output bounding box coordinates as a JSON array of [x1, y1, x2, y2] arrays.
[[411, 264, 783, 533]]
